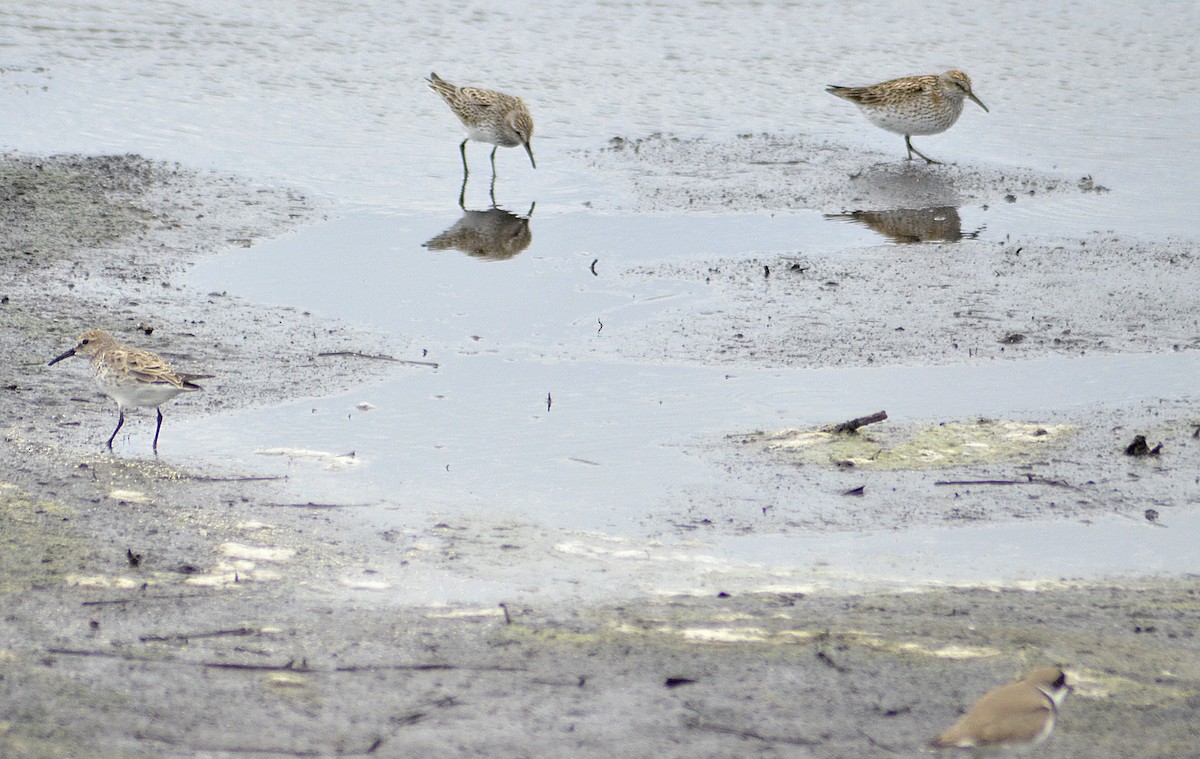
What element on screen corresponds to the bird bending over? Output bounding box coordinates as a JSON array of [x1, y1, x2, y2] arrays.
[[427, 72, 536, 177], [826, 69, 988, 164], [49, 329, 212, 453], [931, 665, 1072, 754]]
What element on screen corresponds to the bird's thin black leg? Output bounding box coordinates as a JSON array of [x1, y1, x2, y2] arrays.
[[153, 408, 164, 454], [106, 410, 125, 450], [905, 135, 939, 164]]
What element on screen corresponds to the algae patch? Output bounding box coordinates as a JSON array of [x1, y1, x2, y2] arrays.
[[0, 484, 86, 592], [738, 418, 1072, 470]]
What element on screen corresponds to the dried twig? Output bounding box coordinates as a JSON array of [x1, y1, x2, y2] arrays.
[[81, 592, 216, 607], [823, 410, 887, 434], [185, 474, 287, 483], [317, 351, 439, 369], [139, 627, 258, 643], [934, 476, 1079, 490], [857, 727, 901, 754], [205, 659, 309, 671], [333, 663, 527, 673]]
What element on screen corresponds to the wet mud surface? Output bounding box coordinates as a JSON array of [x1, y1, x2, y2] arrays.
[[618, 234, 1198, 369], [586, 133, 1102, 214], [682, 401, 1200, 534], [0, 153, 397, 452], [2, 149, 1198, 757]]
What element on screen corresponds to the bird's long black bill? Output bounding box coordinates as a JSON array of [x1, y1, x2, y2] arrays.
[[524, 143, 536, 169], [48, 348, 76, 366]]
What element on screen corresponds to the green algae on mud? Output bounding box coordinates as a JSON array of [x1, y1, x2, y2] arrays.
[[0, 484, 86, 593], [738, 418, 1073, 470], [1, 149, 1198, 757], [4, 563, 1199, 758]]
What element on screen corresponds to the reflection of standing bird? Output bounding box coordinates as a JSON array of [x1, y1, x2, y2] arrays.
[[824, 206, 977, 243], [826, 70, 988, 164], [931, 665, 1072, 754], [48, 329, 211, 453], [427, 72, 536, 177], [424, 205, 534, 261]]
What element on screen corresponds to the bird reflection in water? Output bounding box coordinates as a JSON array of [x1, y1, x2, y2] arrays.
[[824, 206, 981, 243], [424, 202, 534, 261]]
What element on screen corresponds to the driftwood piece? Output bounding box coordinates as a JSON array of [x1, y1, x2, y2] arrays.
[[823, 410, 888, 434]]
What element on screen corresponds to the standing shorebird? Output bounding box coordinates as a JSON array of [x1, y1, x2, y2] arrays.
[[427, 72, 536, 178], [826, 69, 988, 164], [49, 329, 212, 453], [931, 665, 1072, 755]]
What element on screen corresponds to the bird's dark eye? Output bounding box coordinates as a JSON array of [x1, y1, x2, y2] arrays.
[[81, 339, 89, 345], [1053, 673, 1066, 687]]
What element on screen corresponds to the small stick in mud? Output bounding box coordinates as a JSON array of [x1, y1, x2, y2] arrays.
[[934, 476, 1079, 490], [139, 627, 258, 643], [823, 410, 888, 434], [185, 474, 287, 483], [205, 659, 309, 672], [317, 351, 439, 369]]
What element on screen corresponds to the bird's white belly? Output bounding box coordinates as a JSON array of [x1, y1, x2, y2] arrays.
[[104, 382, 189, 409], [861, 102, 961, 136]]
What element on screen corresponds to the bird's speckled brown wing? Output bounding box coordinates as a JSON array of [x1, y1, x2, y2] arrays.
[[828, 74, 938, 106], [456, 86, 504, 109], [115, 348, 189, 388]]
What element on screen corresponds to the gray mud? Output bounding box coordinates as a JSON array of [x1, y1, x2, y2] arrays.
[[0, 153, 397, 452], [584, 135, 1198, 371], [586, 133, 1101, 213], [2, 150, 1198, 758], [619, 235, 1198, 369], [677, 400, 1200, 534]]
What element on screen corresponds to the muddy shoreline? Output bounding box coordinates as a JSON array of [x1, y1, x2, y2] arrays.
[[2, 150, 1198, 757]]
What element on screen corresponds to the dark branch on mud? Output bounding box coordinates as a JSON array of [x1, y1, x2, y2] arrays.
[[934, 476, 1079, 490], [139, 627, 259, 643], [334, 663, 527, 673], [823, 410, 888, 434], [205, 659, 311, 671], [81, 592, 218, 606]]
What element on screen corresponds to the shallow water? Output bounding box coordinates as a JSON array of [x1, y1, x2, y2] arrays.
[[4, 1, 1198, 229], [4, 0, 1198, 599], [177, 208, 1200, 597]]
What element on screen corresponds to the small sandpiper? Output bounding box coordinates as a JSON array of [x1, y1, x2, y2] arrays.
[[931, 665, 1072, 754], [49, 329, 212, 453], [826, 69, 988, 164], [427, 72, 536, 177]]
